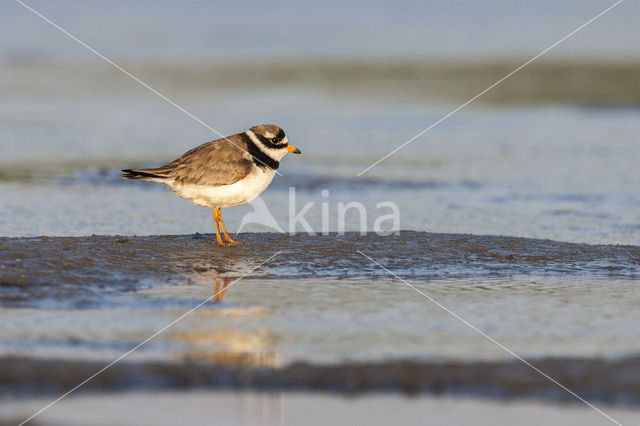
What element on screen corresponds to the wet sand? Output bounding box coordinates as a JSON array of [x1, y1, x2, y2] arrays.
[[5, 60, 640, 106], [2, 355, 640, 406], [2, 232, 640, 415], [2, 232, 639, 299]]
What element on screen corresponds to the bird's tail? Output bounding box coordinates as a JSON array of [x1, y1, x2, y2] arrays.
[[121, 168, 169, 181]]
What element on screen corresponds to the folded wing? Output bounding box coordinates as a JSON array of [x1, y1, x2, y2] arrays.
[[121, 135, 253, 186]]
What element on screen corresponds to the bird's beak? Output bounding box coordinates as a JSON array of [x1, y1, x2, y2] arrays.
[[286, 144, 301, 154]]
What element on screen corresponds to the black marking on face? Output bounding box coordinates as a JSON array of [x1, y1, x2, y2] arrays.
[[241, 133, 280, 170], [254, 129, 287, 149]]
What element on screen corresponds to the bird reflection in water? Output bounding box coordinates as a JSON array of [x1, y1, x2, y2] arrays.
[[213, 277, 232, 302], [168, 274, 277, 366]]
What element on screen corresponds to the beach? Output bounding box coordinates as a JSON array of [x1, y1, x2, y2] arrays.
[[2, 1, 640, 425]]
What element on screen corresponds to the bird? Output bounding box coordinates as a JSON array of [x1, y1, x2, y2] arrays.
[[121, 124, 300, 246]]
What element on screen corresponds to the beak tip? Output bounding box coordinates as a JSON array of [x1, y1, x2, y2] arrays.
[[287, 144, 301, 154]]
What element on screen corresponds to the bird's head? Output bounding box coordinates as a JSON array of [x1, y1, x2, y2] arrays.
[[249, 124, 301, 159]]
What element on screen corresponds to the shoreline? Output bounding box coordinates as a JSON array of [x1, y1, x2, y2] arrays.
[[2, 355, 640, 406]]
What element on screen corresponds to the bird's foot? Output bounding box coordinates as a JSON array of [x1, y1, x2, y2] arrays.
[[214, 238, 244, 246], [224, 238, 245, 245], [222, 232, 246, 245]]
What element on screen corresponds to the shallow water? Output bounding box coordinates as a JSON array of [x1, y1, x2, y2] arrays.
[[4, 391, 640, 426], [2, 101, 640, 243], [2, 3, 640, 243], [4, 276, 640, 365], [2, 233, 640, 367]]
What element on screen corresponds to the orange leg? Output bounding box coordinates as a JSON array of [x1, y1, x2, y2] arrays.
[[212, 208, 226, 246], [214, 279, 221, 302], [213, 278, 232, 302], [214, 207, 243, 245], [218, 278, 231, 302]]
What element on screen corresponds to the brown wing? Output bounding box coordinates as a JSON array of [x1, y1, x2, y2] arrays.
[[131, 134, 253, 186]]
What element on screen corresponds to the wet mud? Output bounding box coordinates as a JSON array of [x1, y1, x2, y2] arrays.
[[2, 355, 639, 406], [2, 231, 639, 307]]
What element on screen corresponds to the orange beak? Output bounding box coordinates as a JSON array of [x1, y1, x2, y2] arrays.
[[286, 144, 301, 154]]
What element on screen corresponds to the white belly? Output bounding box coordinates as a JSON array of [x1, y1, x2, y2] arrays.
[[167, 167, 276, 208]]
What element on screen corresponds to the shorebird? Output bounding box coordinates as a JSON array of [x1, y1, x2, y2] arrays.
[[122, 124, 300, 246]]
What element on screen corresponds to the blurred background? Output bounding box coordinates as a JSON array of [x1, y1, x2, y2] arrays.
[[1, 0, 639, 243]]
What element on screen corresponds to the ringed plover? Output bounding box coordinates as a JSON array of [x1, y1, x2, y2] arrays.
[[122, 124, 300, 246]]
